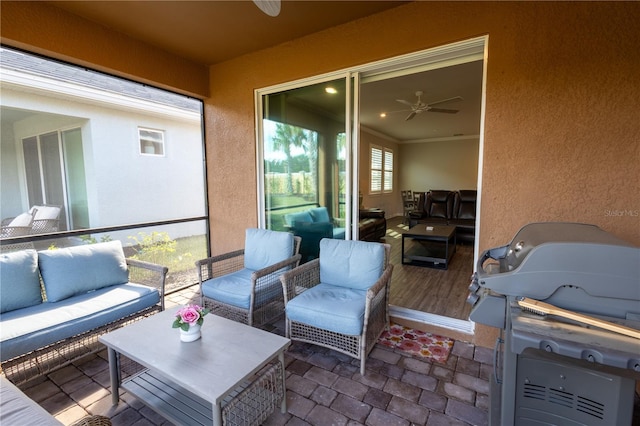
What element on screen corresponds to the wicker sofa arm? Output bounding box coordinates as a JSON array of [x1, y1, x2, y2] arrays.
[[125, 258, 168, 310], [196, 249, 245, 282], [280, 259, 321, 303]]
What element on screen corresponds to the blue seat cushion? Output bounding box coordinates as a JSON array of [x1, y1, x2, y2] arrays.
[[319, 239, 384, 290], [0, 250, 42, 313], [244, 228, 294, 271], [286, 283, 366, 335], [201, 268, 282, 309], [0, 283, 160, 362], [38, 241, 129, 302]]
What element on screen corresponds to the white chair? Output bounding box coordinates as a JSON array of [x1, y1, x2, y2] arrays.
[[197, 228, 301, 327], [281, 238, 393, 375]]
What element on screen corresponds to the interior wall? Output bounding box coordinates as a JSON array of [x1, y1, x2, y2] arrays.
[[358, 130, 399, 216], [400, 139, 479, 193]]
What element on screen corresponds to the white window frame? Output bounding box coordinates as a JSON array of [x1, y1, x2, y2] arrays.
[[138, 127, 165, 156], [370, 144, 393, 194]]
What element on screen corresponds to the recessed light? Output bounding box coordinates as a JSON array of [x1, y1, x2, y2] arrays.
[[380, 113, 387, 118], [325, 87, 337, 94]]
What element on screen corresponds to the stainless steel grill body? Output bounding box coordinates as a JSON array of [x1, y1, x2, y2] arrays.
[[468, 222, 640, 425]]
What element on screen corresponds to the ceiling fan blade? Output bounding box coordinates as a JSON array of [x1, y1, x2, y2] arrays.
[[396, 99, 414, 107], [428, 108, 459, 114], [405, 112, 416, 121], [427, 96, 463, 107]]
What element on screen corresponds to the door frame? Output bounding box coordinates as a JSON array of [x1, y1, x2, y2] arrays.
[[255, 36, 488, 334]]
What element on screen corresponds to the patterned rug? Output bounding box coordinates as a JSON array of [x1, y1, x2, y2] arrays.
[[378, 322, 454, 364]]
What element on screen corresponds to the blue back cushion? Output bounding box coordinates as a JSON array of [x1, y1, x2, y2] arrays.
[[0, 250, 42, 313], [39, 241, 129, 302], [309, 207, 331, 223], [244, 228, 294, 271], [319, 239, 385, 290], [284, 211, 312, 227]]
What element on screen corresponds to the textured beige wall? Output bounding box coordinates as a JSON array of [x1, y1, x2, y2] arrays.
[[206, 1, 640, 257], [0, 1, 208, 98], [2, 1, 639, 347]]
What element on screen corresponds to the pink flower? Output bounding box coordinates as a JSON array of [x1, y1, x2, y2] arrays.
[[178, 305, 201, 324]]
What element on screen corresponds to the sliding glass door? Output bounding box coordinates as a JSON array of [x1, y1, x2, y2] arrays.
[[257, 75, 357, 261]]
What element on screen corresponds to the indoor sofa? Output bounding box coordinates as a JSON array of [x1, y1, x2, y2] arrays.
[[409, 190, 477, 243], [0, 241, 167, 385]]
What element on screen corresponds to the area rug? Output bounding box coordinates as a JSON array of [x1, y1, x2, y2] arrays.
[[378, 322, 454, 364]]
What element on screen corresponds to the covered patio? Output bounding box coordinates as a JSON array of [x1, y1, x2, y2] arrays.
[[16, 284, 492, 426]]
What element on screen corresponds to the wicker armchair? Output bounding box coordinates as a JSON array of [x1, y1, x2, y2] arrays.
[[0, 211, 34, 239], [280, 238, 393, 375], [28, 205, 61, 233], [197, 229, 301, 327]]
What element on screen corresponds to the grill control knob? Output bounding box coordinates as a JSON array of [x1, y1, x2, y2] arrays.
[[466, 292, 480, 306]]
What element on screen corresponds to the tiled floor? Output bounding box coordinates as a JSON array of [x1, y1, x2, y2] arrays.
[[17, 285, 492, 426]]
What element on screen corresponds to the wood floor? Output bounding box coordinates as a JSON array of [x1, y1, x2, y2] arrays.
[[382, 216, 474, 321]]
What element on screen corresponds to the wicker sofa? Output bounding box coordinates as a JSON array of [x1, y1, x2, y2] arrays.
[[0, 241, 167, 385], [0, 375, 111, 425]]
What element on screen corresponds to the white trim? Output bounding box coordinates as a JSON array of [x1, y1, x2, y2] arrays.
[[1, 68, 200, 122], [390, 305, 475, 335]]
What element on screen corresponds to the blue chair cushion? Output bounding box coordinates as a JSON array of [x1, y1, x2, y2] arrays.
[[244, 228, 294, 271], [38, 241, 129, 302], [0, 250, 42, 313], [319, 239, 385, 290], [309, 207, 331, 223], [0, 283, 159, 362], [201, 268, 282, 309], [285, 283, 366, 335], [284, 211, 313, 227]]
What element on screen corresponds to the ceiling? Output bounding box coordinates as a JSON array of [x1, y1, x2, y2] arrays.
[[32, 1, 483, 142]]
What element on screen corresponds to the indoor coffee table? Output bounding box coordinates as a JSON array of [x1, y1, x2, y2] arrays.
[[402, 224, 456, 269], [99, 308, 290, 426]]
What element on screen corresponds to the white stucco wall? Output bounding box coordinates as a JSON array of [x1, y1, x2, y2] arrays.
[[1, 81, 205, 242]]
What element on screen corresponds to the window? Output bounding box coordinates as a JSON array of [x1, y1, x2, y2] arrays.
[[139, 128, 165, 156], [1, 46, 207, 293], [370, 145, 393, 193]]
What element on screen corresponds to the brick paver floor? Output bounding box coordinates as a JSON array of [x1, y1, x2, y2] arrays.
[[17, 285, 492, 426]]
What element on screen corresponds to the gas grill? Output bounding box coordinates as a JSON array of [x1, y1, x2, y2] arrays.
[[468, 222, 640, 426]]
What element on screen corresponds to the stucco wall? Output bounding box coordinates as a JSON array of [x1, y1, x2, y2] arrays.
[[2, 1, 639, 347], [205, 1, 640, 256], [0, 1, 209, 98]]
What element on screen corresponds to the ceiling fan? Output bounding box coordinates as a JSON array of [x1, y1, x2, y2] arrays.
[[394, 91, 463, 121]]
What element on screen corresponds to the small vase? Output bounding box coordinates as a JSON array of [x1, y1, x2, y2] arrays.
[[180, 323, 201, 342]]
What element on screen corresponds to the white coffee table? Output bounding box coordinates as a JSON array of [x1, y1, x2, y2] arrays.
[[99, 308, 290, 426]]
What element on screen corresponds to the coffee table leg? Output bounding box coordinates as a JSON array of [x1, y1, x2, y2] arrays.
[[213, 404, 222, 426], [107, 347, 120, 406], [279, 351, 287, 414]]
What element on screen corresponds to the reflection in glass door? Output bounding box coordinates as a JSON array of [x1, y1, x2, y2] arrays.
[[258, 77, 354, 262]]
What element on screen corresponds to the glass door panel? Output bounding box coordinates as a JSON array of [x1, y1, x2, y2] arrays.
[[260, 77, 354, 262], [63, 128, 89, 229]]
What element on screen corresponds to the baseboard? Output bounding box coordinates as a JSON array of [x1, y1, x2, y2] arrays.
[[389, 305, 475, 337]]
